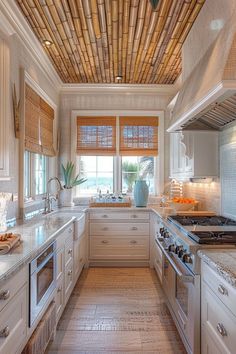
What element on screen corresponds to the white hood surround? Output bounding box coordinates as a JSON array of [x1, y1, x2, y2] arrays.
[[168, 15, 236, 132]]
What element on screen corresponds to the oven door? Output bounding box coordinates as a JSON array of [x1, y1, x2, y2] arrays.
[[153, 239, 163, 283], [30, 242, 56, 326], [157, 240, 200, 354]]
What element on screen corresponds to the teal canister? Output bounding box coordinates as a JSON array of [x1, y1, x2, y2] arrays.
[[133, 180, 149, 207]]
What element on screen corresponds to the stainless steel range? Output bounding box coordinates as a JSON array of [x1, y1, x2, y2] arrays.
[[154, 214, 236, 354]]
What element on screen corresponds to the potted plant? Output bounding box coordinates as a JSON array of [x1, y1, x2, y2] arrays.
[[59, 161, 87, 207]]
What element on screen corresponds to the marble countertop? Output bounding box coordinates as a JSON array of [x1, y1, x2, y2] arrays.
[[0, 212, 77, 286], [198, 249, 236, 288]]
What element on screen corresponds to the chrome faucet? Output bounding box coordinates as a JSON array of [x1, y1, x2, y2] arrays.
[[43, 177, 63, 214]]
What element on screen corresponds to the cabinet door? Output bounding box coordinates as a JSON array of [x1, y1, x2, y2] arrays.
[[78, 235, 87, 274], [55, 277, 64, 322], [0, 37, 10, 180], [65, 260, 73, 303], [73, 238, 80, 279], [170, 132, 186, 177]]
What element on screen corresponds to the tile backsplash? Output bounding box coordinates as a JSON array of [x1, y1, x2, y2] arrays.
[[183, 179, 221, 213]]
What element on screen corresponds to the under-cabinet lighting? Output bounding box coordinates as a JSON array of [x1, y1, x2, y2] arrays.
[[189, 178, 214, 184], [116, 75, 123, 81]]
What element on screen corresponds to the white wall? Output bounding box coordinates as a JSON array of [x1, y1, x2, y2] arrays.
[[0, 31, 59, 219], [59, 91, 173, 186]]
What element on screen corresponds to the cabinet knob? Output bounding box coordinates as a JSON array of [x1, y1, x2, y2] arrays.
[[68, 249, 73, 255], [218, 284, 228, 296], [102, 215, 108, 218], [101, 240, 108, 244], [69, 228, 73, 233], [131, 227, 138, 230], [68, 269, 72, 276], [0, 290, 10, 300], [0, 326, 10, 338], [79, 257, 83, 263], [57, 286, 62, 293], [102, 227, 108, 231], [130, 240, 137, 244], [131, 215, 137, 218], [217, 323, 227, 337]]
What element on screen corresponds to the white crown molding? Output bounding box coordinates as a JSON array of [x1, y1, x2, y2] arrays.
[[60, 83, 178, 95], [0, 0, 62, 90]]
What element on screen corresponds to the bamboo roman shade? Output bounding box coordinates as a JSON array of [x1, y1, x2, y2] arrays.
[[119, 117, 158, 156], [25, 84, 55, 156], [77, 117, 116, 156]]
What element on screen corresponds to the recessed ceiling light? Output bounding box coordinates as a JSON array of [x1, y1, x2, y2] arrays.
[[116, 75, 122, 81], [43, 40, 53, 47]]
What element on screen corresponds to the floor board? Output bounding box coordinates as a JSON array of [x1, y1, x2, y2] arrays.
[[46, 268, 186, 354]]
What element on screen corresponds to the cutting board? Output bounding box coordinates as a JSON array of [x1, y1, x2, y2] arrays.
[[176, 211, 216, 216]]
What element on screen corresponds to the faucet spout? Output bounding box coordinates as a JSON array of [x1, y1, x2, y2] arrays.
[[43, 177, 64, 214]]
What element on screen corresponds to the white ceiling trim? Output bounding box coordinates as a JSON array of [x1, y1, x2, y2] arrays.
[[0, 0, 62, 90], [60, 83, 178, 96]]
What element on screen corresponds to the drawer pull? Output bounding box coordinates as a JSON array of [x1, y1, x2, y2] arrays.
[[217, 323, 227, 337], [130, 240, 137, 244], [131, 227, 138, 230], [57, 286, 62, 293], [68, 269, 73, 276], [79, 257, 83, 263], [101, 240, 108, 244], [0, 326, 10, 338], [218, 284, 228, 296], [68, 249, 73, 255], [131, 214, 137, 218], [68, 228, 73, 233], [102, 227, 108, 231], [0, 290, 10, 300], [102, 215, 108, 218]]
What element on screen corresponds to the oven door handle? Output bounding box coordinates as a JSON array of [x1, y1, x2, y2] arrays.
[[156, 239, 194, 284]]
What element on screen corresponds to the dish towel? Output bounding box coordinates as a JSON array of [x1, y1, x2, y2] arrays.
[[0, 233, 21, 254]]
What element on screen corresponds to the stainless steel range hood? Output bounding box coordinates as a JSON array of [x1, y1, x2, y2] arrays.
[[168, 18, 236, 132]]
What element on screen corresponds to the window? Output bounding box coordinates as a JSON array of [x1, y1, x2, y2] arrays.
[[78, 156, 114, 195], [76, 116, 158, 196], [24, 151, 48, 201], [122, 156, 154, 194]]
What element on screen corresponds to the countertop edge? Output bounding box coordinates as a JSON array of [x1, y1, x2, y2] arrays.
[[0, 216, 75, 286], [198, 249, 236, 289]]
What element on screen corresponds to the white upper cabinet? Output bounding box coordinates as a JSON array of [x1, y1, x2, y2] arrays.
[[0, 36, 10, 180], [170, 131, 218, 180]]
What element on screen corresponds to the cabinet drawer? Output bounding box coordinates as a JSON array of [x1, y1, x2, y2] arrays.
[[56, 225, 74, 250], [56, 277, 64, 322], [65, 260, 73, 302], [202, 281, 236, 354], [90, 236, 149, 260], [90, 222, 149, 236], [0, 266, 27, 313], [56, 247, 64, 281], [0, 284, 27, 354], [65, 238, 73, 267], [202, 262, 236, 317], [89, 211, 149, 221]]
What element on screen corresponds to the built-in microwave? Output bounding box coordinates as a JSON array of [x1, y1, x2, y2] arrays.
[[29, 241, 56, 326]]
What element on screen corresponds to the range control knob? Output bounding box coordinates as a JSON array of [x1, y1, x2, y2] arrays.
[[159, 227, 165, 235], [163, 231, 170, 239], [183, 253, 192, 264], [178, 249, 184, 258], [175, 245, 183, 254], [168, 244, 176, 252]]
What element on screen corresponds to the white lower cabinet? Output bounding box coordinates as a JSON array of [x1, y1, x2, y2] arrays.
[[0, 284, 27, 354], [55, 276, 64, 321], [201, 262, 236, 354], [89, 211, 150, 263]]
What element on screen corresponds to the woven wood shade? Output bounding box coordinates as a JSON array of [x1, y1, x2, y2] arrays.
[[25, 84, 55, 156], [16, 0, 205, 84], [77, 117, 116, 155], [119, 117, 158, 156]]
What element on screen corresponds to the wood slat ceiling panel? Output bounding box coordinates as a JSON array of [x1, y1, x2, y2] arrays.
[[16, 0, 205, 84]]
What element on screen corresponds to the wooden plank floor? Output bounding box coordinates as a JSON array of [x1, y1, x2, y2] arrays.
[[46, 268, 186, 354]]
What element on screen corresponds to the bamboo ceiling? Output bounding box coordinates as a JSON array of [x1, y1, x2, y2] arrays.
[[16, 0, 205, 84]]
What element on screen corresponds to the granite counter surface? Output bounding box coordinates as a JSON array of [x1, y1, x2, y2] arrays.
[[198, 249, 236, 289], [0, 212, 76, 285]]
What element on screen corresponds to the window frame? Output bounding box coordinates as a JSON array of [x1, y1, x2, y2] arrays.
[[71, 110, 164, 198], [24, 151, 49, 202]]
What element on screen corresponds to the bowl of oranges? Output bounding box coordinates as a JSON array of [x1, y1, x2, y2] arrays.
[[171, 197, 197, 211]]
